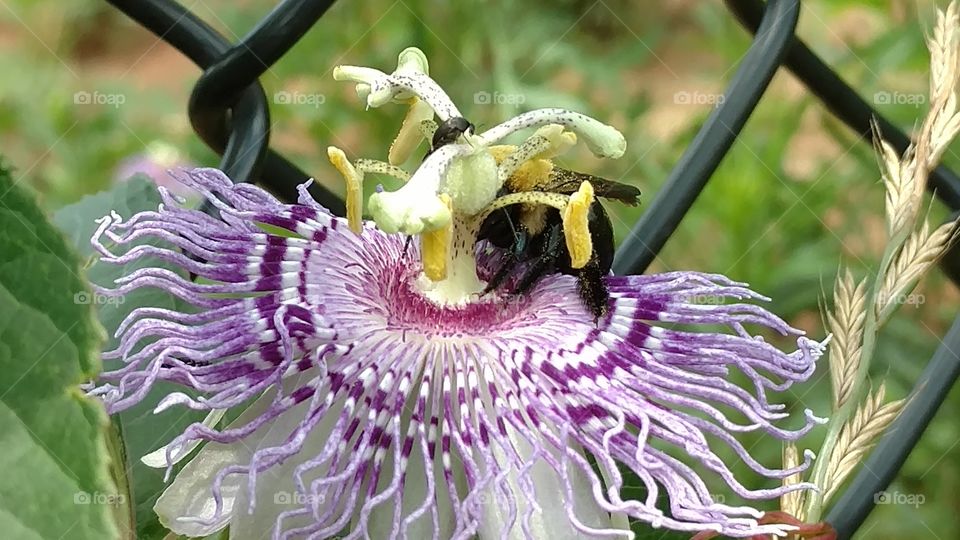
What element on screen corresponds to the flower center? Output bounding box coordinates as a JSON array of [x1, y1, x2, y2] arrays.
[[415, 213, 487, 304], [376, 253, 536, 337], [329, 47, 627, 307]]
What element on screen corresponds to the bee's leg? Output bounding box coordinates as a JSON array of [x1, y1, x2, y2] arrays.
[[512, 223, 562, 297], [402, 235, 414, 257], [577, 255, 609, 323], [482, 229, 528, 295]]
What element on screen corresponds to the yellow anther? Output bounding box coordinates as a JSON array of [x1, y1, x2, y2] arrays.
[[389, 97, 435, 165], [541, 130, 577, 158], [488, 145, 517, 163], [327, 146, 364, 234], [531, 125, 578, 159], [421, 194, 453, 281], [506, 158, 554, 193], [489, 144, 556, 192], [561, 181, 594, 269]]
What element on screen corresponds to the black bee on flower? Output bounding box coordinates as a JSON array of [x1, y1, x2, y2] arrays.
[[478, 164, 640, 319]]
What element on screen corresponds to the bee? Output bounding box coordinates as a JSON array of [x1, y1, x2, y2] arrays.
[[478, 166, 640, 320]]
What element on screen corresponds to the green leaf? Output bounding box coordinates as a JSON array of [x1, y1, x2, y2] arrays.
[[54, 175, 206, 540], [0, 163, 120, 539]]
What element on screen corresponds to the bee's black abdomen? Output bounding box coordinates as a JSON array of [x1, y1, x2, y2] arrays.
[[577, 259, 610, 321], [587, 202, 616, 274], [478, 207, 520, 249]]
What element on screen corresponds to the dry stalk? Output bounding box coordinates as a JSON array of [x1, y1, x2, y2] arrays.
[[877, 127, 917, 235], [821, 385, 906, 506], [826, 270, 867, 409], [805, 3, 960, 522], [876, 219, 956, 320], [881, 3, 960, 235], [781, 442, 805, 521]]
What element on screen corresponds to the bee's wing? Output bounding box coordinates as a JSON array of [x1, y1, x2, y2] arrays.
[[544, 168, 641, 206]]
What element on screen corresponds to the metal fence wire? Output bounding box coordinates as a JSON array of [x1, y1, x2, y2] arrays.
[[104, 0, 960, 538]]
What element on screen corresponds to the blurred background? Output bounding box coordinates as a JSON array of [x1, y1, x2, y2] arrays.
[[1, 0, 958, 538]]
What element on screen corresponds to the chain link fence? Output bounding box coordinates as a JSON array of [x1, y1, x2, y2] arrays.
[[105, 0, 960, 537]]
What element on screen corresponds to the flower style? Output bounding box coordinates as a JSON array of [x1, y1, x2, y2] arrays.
[[89, 47, 826, 540]]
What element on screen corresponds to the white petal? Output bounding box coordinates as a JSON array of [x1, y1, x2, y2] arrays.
[[364, 416, 458, 539], [141, 408, 227, 468], [477, 424, 616, 540], [228, 392, 346, 540], [154, 374, 311, 537], [154, 395, 274, 537]]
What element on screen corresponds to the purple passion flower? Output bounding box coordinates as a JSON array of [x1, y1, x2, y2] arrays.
[[88, 48, 826, 540], [115, 140, 198, 200]]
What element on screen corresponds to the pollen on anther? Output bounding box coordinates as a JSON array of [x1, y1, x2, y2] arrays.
[[327, 146, 364, 234], [421, 193, 453, 281], [561, 180, 594, 269]]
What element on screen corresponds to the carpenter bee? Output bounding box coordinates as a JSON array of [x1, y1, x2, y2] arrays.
[[478, 167, 640, 320]]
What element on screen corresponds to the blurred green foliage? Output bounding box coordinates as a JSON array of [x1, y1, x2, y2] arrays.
[[1, 0, 959, 538]]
